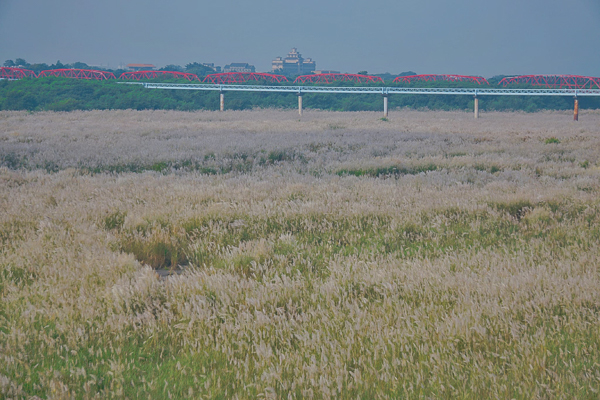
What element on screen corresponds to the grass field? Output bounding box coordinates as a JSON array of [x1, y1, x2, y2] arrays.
[[1, 109, 600, 398]]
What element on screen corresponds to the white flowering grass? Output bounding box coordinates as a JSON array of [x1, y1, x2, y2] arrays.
[[1, 109, 600, 398]]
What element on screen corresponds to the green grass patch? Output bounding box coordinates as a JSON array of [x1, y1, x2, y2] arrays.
[[474, 164, 503, 173], [103, 210, 126, 231], [489, 200, 533, 220], [337, 163, 439, 177], [106, 204, 588, 276]]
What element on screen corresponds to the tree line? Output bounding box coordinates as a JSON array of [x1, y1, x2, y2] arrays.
[[2, 77, 597, 113], [3, 58, 218, 79]]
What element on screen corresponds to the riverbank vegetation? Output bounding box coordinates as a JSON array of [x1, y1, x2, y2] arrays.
[[2, 77, 598, 113], [1, 109, 600, 398]]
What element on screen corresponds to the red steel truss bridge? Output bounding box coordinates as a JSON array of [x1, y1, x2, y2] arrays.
[[120, 71, 200, 81], [498, 75, 600, 89], [37, 69, 116, 80], [4, 67, 600, 91], [4, 66, 600, 120], [294, 73, 383, 84], [393, 74, 489, 85], [203, 72, 288, 84], [0, 67, 37, 79]]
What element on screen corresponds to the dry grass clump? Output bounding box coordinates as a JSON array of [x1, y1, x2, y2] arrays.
[[1, 109, 600, 398]]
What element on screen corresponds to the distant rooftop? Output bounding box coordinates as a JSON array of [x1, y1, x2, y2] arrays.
[[223, 63, 255, 73], [314, 70, 340, 74], [127, 63, 156, 71]]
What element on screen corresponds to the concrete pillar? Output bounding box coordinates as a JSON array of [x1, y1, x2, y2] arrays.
[[574, 97, 579, 121], [474, 96, 479, 119], [383, 94, 388, 118], [298, 94, 303, 116], [219, 92, 224, 112]]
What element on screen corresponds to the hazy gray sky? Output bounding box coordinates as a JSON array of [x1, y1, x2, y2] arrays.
[[1, 0, 599, 77]]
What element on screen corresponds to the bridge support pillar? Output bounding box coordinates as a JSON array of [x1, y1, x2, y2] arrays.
[[574, 97, 579, 121], [219, 92, 225, 112], [383, 94, 389, 118], [298, 93, 303, 116], [474, 96, 479, 119]]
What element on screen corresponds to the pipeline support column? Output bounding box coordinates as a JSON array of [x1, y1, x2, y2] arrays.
[[574, 97, 579, 121], [297, 93, 303, 116], [474, 96, 479, 119], [219, 92, 225, 112], [383, 94, 389, 118]]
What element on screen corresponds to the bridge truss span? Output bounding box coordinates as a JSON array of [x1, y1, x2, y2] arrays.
[[498, 75, 600, 89], [203, 72, 288, 84], [120, 70, 200, 81], [394, 74, 489, 85], [38, 69, 116, 80], [0, 67, 37, 79], [294, 73, 383, 84]]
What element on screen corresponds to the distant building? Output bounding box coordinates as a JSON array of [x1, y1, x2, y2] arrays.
[[126, 63, 155, 71], [202, 63, 221, 73], [313, 70, 340, 74], [223, 63, 255, 73], [272, 48, 316, 75]]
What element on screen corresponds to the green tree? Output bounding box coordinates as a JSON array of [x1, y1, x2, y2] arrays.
[[28, 63, 50, 74], [4, 90, 38, 110], [3, 60, 15, 67], [185, 62, 216, 77], [72, 62, 90, 69], [15, 58, 29, 67], [159, 64, 183, 72]]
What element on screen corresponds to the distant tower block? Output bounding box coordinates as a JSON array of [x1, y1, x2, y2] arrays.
[[272, 48, 316, 76]]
